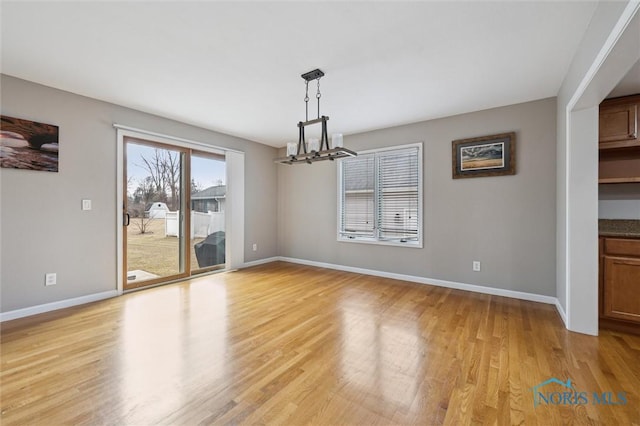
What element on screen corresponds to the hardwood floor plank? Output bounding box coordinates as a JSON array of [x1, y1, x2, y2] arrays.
[[2, 262, 639, 425]]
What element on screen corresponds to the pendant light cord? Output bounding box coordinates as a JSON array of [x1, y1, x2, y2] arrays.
[[316, 78, 321, 119], [304, 81, 310, 122]]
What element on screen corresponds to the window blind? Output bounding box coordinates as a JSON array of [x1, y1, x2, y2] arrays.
[[339, 144, 421, 245], [377, 147, 419, 241], [340, 154, 375, 237]]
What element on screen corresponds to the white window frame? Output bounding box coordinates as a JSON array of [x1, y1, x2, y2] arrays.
[[337, 142, 423, 248]]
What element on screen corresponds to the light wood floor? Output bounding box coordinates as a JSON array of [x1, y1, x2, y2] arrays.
[[1, 262, 639, 425]]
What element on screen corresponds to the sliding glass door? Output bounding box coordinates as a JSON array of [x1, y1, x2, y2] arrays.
[[123, 137, 225, 290]]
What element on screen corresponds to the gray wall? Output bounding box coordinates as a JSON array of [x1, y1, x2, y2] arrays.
[[0, 75, 278, 312], [278, 98, 557, 296], [599, 184, 640, 219]]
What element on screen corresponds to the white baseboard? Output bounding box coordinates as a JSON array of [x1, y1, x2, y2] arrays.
[[278, 256, 558, 305], [555, 299, 568, 327], [242, 256, 281, 268], [2, 258, 562, 323], [238, 256, 571, 330], [0, 290, 119, 322]]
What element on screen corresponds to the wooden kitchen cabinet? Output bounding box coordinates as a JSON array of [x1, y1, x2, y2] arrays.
[[603, 256, 640, 323], [600, 237, 640, 333], [599, 94, 640, 183], [599, 95, 639, 149]]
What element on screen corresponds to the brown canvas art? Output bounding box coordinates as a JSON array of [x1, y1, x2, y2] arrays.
[[0, 115, 59, 172], [452, 132, 516, 179]]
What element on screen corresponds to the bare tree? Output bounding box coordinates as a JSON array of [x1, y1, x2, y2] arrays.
[[137, 149, 181, 210], [132, 215, 154, 235], [138, 149, 167, 203], [130, 176, 158, 234], [126, 175, 136, 198], [162, 150, 180, 210], [191, 178, 201, 194]]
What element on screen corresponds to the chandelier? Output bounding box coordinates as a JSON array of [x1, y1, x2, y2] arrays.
[[275, 69, 357, 165]]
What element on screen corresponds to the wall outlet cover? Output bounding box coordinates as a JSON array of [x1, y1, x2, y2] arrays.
[[473, 261, 481, 272], [45, 273, 57, 286]]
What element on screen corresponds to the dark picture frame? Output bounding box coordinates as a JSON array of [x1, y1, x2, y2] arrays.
[[0, 115, 59, 172], [452, 132, 516, 179]]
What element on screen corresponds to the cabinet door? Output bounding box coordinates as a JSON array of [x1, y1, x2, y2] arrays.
[[599, 103, 637, 145], [603, 256, 640, 323]]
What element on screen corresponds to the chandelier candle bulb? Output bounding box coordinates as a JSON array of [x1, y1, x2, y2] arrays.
[[308, 138, 320, 153], [286, 142, 297, 157], [332, 133, 344, 148]]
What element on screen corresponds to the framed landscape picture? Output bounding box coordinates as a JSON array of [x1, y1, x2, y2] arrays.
[[0, 115, 59, 172], [452, 132, 515, 179]]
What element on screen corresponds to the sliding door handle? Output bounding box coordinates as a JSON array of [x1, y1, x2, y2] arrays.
[[124, 212, 130, 226]]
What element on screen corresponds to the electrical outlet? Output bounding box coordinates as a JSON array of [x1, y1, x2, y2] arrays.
[[252, 243, 258, 251], [45, 273, 57, 286], [473, 261, 481, 272], [82, 199, 92, 211]]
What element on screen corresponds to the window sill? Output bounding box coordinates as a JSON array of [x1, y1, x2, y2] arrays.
[[337, 236, 423, 249]]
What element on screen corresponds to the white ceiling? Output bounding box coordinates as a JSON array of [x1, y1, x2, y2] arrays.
[[1, 1, 598, 147]]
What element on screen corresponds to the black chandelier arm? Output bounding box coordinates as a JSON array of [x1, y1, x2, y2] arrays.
[[297, 123, 307, 155], [321, 118, 330, 151], [296, 116, 330, 154], [298, 116, 327, 127]]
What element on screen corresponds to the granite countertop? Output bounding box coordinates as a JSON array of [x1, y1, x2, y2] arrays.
[[599, 219, 640, 238]]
